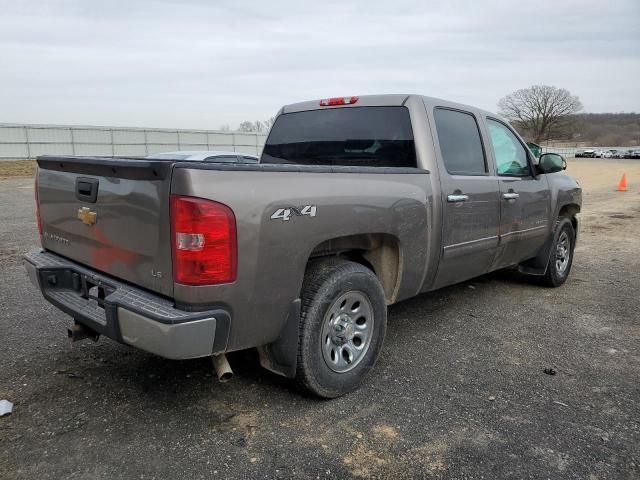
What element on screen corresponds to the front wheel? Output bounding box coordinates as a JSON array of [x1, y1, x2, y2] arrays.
[[296, 259, 387, 398], [540, 218, 576, 287]]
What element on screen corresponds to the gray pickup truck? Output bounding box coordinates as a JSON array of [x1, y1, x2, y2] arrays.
[[24, 94, 581, 398]]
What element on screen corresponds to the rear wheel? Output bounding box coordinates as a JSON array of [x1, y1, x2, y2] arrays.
[[540, 218, 575, 287], [296, 258, 387, 398]]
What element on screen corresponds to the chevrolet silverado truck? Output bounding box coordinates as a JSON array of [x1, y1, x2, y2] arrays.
[[24, 94, 581, 398]]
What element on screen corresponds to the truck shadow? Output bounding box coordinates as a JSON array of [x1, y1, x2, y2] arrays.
[[60, 266, 545, 401]]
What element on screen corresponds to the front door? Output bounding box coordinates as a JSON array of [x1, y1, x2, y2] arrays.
[[430, 107, 501, 290], [484, 118, 551, 268]]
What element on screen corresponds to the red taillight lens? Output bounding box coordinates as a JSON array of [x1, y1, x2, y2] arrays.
[[170, 195, 237, 286], [319, 96, 359, 106], [34, 173, 42, 236]]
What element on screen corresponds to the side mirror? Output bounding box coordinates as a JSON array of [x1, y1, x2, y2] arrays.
[[538, 153, 566, 174]]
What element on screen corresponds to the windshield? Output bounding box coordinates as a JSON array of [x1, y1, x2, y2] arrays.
[[261, 106, 417, 167]]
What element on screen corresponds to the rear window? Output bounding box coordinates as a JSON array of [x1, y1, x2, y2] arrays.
[[261, 106, 417, 167]]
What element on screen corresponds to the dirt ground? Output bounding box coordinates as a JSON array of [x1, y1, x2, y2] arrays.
[[564, 159, 640, 237], [0, 158, 638, 479], [0, 160, 36, 179]]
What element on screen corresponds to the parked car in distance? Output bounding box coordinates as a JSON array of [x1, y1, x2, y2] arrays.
[[607, 149, 631, 159], [146, 150, 259, 163], [25, 94, 582, 398], [602, 150, 616, 159], [631, 149, 640, 159], [581, 149, 597, 158]]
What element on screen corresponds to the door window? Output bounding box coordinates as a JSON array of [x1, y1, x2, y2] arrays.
[[433, 108, 487, 175], [487, 119, 530, 176]]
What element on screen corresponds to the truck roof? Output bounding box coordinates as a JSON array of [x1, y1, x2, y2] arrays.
[[281, 94, 498, 119]]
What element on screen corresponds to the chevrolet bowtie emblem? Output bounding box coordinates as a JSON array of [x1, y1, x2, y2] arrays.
[[77, 207, 97, 226]]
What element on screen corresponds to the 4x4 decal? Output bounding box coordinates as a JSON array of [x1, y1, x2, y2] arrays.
[[271, 205, 317, 221]]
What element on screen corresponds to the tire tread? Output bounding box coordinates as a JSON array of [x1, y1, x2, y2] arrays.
[[295, 257, 386, 398], [539, 218, 575, 287]]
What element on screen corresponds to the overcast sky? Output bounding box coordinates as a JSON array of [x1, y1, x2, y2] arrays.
[[1, 0, 638, 130]]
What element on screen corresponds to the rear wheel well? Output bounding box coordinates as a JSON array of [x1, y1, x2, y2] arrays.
[[307, 234, 401, 304]]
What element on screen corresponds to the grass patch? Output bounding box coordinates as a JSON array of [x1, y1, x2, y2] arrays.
[[0, 160, 36, 179]]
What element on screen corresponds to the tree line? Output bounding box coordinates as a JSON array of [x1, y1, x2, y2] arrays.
[[220, 118, 275, 133], [499, 85, 639, 146]]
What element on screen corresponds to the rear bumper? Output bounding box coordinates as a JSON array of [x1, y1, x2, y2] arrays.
[[23, 250, 230, 360]]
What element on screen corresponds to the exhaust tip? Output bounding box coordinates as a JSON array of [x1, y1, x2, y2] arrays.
[[211, 354, 233, 383], [68, 322, 100, 343]]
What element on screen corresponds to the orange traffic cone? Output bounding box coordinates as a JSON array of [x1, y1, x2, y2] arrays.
[[617, 173, 627, 192]]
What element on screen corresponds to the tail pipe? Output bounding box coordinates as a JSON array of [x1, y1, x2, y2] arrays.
[[68, 322, 100, 343], [211, 354, 233, 382]]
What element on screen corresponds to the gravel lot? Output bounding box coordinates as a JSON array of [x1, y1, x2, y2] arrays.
[[1, 159, 639, 479]]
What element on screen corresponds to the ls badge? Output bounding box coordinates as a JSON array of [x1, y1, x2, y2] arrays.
[[77, 207, 97, 225]]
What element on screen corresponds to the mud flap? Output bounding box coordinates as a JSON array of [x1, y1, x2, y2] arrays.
[[518, 232, 554, 276], [518, 217, 574, 276], [257, 299, 301, 378]]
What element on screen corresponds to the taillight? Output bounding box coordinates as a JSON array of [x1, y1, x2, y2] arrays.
[[34, 173, 42, 236], [319, 96, 359, 106], [170, 195, 237, 285]]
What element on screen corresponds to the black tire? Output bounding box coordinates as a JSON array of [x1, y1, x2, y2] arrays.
[[540, 218, 576, 287], [296, 258, 387, 398]]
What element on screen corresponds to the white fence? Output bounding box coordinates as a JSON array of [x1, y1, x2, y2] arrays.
[[0, 123, 267, 160], [3, 124, 633, 161]]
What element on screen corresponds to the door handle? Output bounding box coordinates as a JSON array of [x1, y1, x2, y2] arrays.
[[502, 192, 520, 200], [75, 177, 99, 203], [447, 194, 469, 203]]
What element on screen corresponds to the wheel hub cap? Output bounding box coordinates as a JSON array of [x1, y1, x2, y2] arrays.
[[321, 291, 374, 373], [331, 314, 356, 345], [555, 231, 571, 275]]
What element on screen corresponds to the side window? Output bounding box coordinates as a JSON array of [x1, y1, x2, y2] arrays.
[[433, 108, 487, 175], [204, 155, 238, 163], [487, 119, 530, 176]]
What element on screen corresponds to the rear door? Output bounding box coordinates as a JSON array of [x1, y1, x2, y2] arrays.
[[484, 118, 551, 267], [430, 107, 500, 289]]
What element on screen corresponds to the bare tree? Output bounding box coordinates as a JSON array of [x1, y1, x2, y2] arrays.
[[238, 121, 257, 132], [498, 85, 583, 143], [262, 117, 275, 131], [237, 118, 276, 133]]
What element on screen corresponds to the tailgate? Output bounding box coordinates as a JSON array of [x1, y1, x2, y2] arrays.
[[36, 156, 174, 297]]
